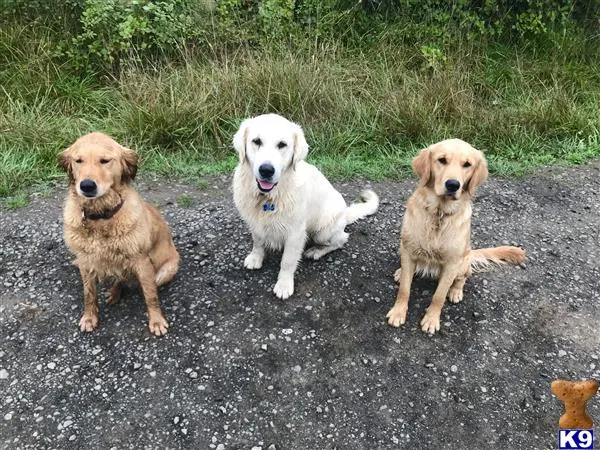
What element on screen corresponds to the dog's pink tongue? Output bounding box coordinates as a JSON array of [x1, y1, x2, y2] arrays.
[[258, 180, 274, 190]]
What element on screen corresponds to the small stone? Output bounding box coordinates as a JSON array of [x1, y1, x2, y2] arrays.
[[481, 386, 487, 393], [292, 365, 301, 373], [189, 371, 198, 379], [4, 413, 12, 421], [181, 428, 187, 435], [47, 362, 56, 370], [282, 328, 293, 335], [63, 420, 73, 428], [450, 365, 458, 373], [261, 344, 268, 351], [0, 369, 8, 379], [133, 363, 141, 370], [558, 350, 567, 357], [207, 321, 215, 327], [173, 417, 180, 425], [216, 445, 225, 450]]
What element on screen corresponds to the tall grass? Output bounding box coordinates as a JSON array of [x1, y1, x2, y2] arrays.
[[1, 22, 600, 198]]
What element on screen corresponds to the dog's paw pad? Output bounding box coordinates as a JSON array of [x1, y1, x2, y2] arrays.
[[386, 304, 407, 327], [244, 253, 263, 270], [79, 314, 98, 332], [420, 312, 441, 334], [273, 279, 294, 300]]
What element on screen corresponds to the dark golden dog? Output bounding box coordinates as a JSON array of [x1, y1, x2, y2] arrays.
[[60, 132, 179, 336]]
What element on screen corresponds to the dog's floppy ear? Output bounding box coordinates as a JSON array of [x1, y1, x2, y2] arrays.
[[412, 147, 432, 186], [466, 149, 488, 196], [58, 146, 74, 184], [233, 118, 251, 162], [291, 123, 309, 169], [120, 146, 139, 183]]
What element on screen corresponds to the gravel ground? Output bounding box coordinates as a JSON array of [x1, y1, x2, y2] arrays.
[[1, 160, 599, 449]]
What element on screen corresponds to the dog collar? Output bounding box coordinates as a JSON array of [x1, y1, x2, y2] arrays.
[[262, 201, 276, 212], [82, 198, 125, 223]]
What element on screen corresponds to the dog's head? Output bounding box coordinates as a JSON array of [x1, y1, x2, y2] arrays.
[[59, 132, 138, 199], [412, 138, 488, 200], [232, 113, 309, 193]]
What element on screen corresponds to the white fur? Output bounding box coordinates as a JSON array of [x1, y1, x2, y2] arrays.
[[232, 114, 379, 299]]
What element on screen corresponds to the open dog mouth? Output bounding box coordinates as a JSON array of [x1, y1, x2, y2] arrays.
[[256, 179, 277, 193]]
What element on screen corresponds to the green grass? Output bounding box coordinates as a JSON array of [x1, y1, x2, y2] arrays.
[[1, 23, 600, 198], [176, 194, 193, 208]]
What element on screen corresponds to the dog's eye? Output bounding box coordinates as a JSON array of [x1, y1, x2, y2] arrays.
[[74, 158, 83, 164], [463, 161, 472, 168], [100, 158, 112, 164], [252, 138, 262, 147], [276, 141, 287, 149], [438, 157, 447, 165]]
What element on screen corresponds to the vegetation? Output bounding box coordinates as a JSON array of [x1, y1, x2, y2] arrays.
[[1, 1, 599, 199]]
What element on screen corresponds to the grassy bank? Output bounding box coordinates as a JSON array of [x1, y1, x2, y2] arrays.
[[1, 22, 600, 200]]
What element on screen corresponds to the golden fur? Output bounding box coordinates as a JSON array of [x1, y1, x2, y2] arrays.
[[60, 132, 179, 336], [386, 139, 525, 334]]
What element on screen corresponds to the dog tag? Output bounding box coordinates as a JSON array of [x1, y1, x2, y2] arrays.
[[263, 201, 276, 212]]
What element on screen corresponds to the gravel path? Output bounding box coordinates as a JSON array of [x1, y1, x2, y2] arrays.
[[1, 160, 599, 449]]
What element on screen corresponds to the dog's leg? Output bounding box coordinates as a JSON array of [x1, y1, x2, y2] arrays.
[[274, 228, 306, 299], [448, 258, 471, 303], [448, 276, 466, 303], [304, 219, 348, 260], [244, 232, 265, 269], [386, 252, 416, 327], [420, 264, 460, 334], [155, 252, 179, 287], [107, 280, 122, 305], [133, 257, 168, 336], [79, 267, 99, 332]]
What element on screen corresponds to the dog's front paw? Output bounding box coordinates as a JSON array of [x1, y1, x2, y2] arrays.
[[273, 277, 294, 300], [386, 303, 408, 327], [393, 268, 402, 282], [244, 252, 263, 270], [79, 313, 99, 332], [448, 287, 464, 303], [420, 310, 441, 334], [148, 312, 169, 336]]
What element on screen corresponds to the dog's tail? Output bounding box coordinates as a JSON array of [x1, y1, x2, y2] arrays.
[[469, 246, 526, 272], [345, 189, 379, 224]]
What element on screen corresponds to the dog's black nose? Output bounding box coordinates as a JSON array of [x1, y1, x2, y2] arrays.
[[258, 163, 275, 179], [79, 179, 97, 194], [445, 179, 460, 193]]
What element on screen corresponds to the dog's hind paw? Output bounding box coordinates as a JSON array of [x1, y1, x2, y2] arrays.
[[448, 287, 464, 303], [244, 252, 263, 270]]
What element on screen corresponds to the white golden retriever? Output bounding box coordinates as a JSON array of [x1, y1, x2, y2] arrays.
[[232, 113, 379, 299]]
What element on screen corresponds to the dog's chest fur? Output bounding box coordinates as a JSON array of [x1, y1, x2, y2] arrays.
[[401, 191, 472, 277], [64, 194, 150, 279], [233, 165, 306, 250]]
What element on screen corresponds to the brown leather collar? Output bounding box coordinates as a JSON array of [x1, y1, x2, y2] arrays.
[[82, 198, 124, 223]]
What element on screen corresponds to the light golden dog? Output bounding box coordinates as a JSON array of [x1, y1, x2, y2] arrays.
[[60, 132, 179, 336], [386, 139, 525, 334]]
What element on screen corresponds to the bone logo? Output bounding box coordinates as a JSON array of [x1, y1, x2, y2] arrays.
[[552, 379, 598, 449]]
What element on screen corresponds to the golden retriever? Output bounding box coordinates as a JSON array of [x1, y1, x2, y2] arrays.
[[386, 139, 525, 334], [232, 113, 379, 299], [60, 132, 180, 336]]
